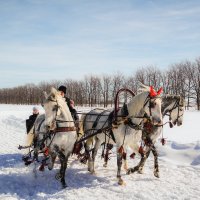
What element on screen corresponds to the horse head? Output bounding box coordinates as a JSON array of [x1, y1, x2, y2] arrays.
[[145, 86, 163, 125], [169, 96, 185, 126], [43, 87, 72, 131], [136, 83, 163, 125]]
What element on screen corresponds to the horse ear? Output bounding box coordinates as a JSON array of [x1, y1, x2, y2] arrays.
[[50, 87, 57, 94], [138, 82, 146, 88], [149, 86, 157, 97], [43, 91, 48, 99], [157, 87, 163, 96], [138, 82, 150, 93]]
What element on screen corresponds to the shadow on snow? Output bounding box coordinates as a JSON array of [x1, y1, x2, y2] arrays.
[[0, 153, 109, 199]]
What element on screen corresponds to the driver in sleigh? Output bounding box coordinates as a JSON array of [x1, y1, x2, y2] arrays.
[[58, 85, 79, 131]]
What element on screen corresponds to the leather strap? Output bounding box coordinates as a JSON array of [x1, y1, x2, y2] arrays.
[[55, 127, 76, 132]]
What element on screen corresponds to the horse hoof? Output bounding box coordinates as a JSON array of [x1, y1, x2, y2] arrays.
[[62, 183, 67, 189], [55, 173, 61, 180], [39, 164, 45, 171], [87, 168, 92, 172], [154, 172, 160, 178], [138, 169, 144, 174], [118, 178, 126, 186], [90, 171, 96, 175], [103, 163, 107, 168], [48, 164, 53, 170], [126, 168, 134, 175]]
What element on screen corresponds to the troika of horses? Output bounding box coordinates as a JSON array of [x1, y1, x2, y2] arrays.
[[19, 83, 185, 188]]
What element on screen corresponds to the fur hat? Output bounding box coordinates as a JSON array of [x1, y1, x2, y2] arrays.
[[58, 85, 66, 94]]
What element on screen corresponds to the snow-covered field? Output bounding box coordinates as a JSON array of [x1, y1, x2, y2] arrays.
[[0, 104, 200, 200]]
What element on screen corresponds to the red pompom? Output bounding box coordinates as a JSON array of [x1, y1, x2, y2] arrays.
[[149, 86, 163, 97], [161, 138, 166, 146]]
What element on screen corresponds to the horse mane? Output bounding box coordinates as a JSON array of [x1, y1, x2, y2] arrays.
[[126, 91, 149, 117], [163, 94, 184, 106]]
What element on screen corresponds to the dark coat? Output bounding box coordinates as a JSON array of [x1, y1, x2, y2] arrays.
[[64, 95, 79, 122], [71, 108, 79, 122], [26, 113, 39, 133]]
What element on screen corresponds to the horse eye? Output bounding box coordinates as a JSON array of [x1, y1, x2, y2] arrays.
[[150, 101, 156, 108]]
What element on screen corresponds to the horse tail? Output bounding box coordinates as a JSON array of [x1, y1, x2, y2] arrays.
[[26, 127, 34, 146]]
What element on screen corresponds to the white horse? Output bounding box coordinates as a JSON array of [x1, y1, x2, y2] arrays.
[[126, 93, 185, 177], [81, 86, 163, 185], [33, 87, 77, 188]]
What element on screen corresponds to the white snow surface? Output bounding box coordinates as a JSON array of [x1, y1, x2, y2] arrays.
[[0, 104, 200, 200]]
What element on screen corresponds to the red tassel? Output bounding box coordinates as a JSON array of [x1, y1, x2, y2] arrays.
[[161, 138, 166, 146], [139, 146, 145, 154], [122, 152, 127, 160], [44, 147, 49, 156], [130, 153, 135, 159], [118, 146, 124, 154], [39, 164, 45, 171]]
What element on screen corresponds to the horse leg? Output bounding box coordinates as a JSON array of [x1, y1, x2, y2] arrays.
[[60, 155, 68, 188], [151, 145, 159, 178], [117, 151, 125, 185], [56, 150, 68, 188], [137, 150, 150, 174], [48, 152, 57, 170], [122, 152, 128, 171], [88, 139, 101, 174], [103, 143, 113, 168], [80, 140, 91, 165], [126, 150, 150, 175]]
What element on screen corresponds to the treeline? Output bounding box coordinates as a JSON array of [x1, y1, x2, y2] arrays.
[[0, 57, 200, 110]]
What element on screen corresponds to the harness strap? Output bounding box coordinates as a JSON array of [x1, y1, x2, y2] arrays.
[[92, 109, 109, 129], [55, 126, 76, 132]]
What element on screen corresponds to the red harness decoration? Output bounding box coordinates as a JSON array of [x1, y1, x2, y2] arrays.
[[130, 152, 136, 159], [44, 147, 49, 156], [139, 145, 145, 154], [161, 138, 166, 146], [118, 145, 124, 154], [149, 86, 163, 97], [143, 120, 154, 134]]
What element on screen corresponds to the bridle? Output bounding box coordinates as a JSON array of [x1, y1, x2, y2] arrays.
[[166, 98, 184, 124], [143, 95, 161, 121], [45, 97, 76, 132], [126, 95, 162, 129]]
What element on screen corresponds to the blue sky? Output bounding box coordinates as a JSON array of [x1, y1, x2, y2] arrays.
[[0, 0, 200, 88]]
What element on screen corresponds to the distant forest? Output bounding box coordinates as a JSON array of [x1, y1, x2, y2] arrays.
[[0, 57, 200, 110]]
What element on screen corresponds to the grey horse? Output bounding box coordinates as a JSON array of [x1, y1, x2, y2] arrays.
[[33, 87, 77, 188], [80, 86, 163, 185]]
